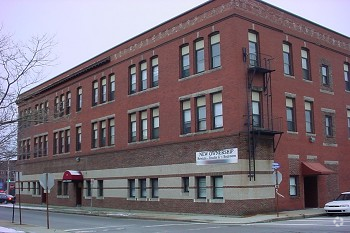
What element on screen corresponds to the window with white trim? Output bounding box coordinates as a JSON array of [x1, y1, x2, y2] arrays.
[[181, 45, 190, 78], [151, 57, 159, 87], [212, 92, 223, 129], [210, 33, 221, 69], [195, 39, 205, 73]]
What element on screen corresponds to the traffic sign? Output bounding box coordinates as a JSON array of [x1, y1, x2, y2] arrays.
[[39, 173, 55, 192], [272, 162, 280, 170], [272, 171, 282, 185]]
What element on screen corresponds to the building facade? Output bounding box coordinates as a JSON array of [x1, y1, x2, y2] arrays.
[[16, 0, 350, 215]]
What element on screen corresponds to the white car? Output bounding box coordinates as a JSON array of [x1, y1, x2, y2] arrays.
[[324, 191, 350, 215]]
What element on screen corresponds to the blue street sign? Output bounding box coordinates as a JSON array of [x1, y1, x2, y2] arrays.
[[272, 162, 280, 169]]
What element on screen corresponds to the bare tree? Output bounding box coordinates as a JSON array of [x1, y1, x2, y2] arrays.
[[0, 26, 56, 160]]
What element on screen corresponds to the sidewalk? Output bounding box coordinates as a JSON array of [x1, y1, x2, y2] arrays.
[[0, 203, 326, 233]]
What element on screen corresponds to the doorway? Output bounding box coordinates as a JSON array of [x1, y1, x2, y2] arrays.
[[75, 182, 82, 206], [304, 176, 318, 208]]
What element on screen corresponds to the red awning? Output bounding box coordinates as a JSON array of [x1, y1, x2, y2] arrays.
[[62, 170, 83, 181], [302, 162, 335, 176]]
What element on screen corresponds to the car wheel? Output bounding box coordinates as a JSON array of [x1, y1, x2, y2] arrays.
[[4, 200, 7, 204]]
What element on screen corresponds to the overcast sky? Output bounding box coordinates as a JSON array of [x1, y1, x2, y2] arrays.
[[1, 0, 349, 82]]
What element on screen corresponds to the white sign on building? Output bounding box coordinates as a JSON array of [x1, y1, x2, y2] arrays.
[[196, 148, 238, 165]]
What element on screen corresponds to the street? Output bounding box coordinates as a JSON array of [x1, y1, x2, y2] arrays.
[[0, 206, 349, 232]]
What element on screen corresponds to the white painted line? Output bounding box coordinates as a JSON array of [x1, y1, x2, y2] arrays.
[[64, 225, 133, 232], [143, 222, 207, 228]]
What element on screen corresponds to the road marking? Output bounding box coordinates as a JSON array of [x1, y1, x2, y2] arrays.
[[187, 226, 227, 231], [64, 225, 133, 232], [143, 223, 207, 228]]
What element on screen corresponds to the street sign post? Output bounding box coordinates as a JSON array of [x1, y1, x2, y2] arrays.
[[39, 173, 54, 229], [271, 162, 282, 217]]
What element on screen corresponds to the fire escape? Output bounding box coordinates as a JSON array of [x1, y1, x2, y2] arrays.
[[244, 50, 283, 181]]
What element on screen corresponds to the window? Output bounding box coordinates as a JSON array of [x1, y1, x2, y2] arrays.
[[321, 65, 329, 86], [140, 62, 147, 91], [181, 45, 190, 78], [66, 92, 71, 115], [196, 96, 206, 131], [109, 74, 115, 101], [212, 92, 223, 129], [286, 98, 296, 132], [129, 66, 136, 94], [76, 126, 82, 151], [248, 31, 259, 67], [43, 135, 48, 156], [151, 57, 159, 87], [63, 182, 68, 195], [151, 178, 159, 198], [197, 177, 206, 199], [151, 108, 159, 139], [100, 77, 107, 103], [140, 179, 147, 198], [60, 131, 65, 153], [109, 118, 115, 146], [100, 120, 106, 147], [182, 100, 191, 134], [59, 94, 66, 117], [129, 179, 135, 198], [44, 101, 49, 122], [130, 113, 137, 142], [65, 129, 70, 153], [301, 48, 311, 80], [53, 129, 70, 155], [92, 122, 98, 148], [305, 101, 314, 133], [34, 137, 38, 157], [345, 63, 350, 91], [182, 177, 189, 193], [195, 39, 205, 73], [38, 136, 43, 156], [97, 180, 103, 197], [57, 181, 62, 195], [86, 180, 91, 197], [283, 43, 292, 75], [54, 132, 59, 155], [210, 33, 221, 69], [289, 176, 298, 196], [140, 111, 148, 141], [252, 91, 261, 127], [325, 115, 333, 137], [77, 87, 83, 111], [59, 94, 65, 117], [213, 176, 223, 199], [92, 81, 98, 106], [33, 182, 37, 195], [34, 104, 39, 125]]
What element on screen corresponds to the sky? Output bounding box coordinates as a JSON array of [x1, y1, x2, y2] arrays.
[[0, 0, 349, 83]]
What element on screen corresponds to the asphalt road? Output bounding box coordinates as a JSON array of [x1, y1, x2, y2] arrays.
[[0, 206, 349, 232]]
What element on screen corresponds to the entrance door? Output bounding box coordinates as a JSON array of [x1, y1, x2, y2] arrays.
[[75, 182, 82, 207], [304, 176, 318, 208]]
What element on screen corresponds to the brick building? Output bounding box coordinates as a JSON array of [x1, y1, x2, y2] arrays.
[[16, 0, 349, 215]]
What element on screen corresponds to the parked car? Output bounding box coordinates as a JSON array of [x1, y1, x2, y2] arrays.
[[0, 193, 16, 204], [324, 191, 350, 215]]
